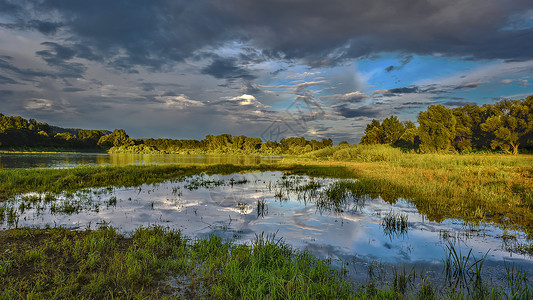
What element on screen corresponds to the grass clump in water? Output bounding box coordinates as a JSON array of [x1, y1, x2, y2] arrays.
[[381, 210, 408, 238], [317, 180, 362, 213], [256, 198, 267, 218], [442, 242, 488, 291]]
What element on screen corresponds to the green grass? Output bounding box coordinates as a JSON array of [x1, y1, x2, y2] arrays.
[[443, 242, 488, 289], [0, 226, 353, 299], [2, 226, 532, 299]]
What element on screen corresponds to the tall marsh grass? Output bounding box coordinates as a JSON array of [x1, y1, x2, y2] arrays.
[[307, 144, 403, 162], [296, 145, 533, 229]]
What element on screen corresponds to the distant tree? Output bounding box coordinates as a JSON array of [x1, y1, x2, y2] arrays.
[[380, 116, 405, 144], [481, 97, 533, 154], [98, 129, 135, 148], [232, 136, 246, 151], [54, 132, 76, 141], [78, 130, 107, 147], [243, 137, 262, 152], [309, 140, 322, 151], [396, 127, 419, 150], [260, 140, 281, 154], [451, 105, 478, 153], [519, 95, 533, 149], [418, 105, 456, 153], [360, 119, 382, 144], [403, 120, 416, 130], [54, 132, 77, 147]]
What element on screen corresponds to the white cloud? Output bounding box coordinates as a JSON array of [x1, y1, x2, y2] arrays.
[[155, 94, 205, 109], [294, 80, 327, 92], [24, 98, 53, 110], [285, 71, 320, 79], [330, 91, 368, 102], [225, 94, 269, 107]]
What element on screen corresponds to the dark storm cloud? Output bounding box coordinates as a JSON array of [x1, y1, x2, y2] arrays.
[[431, 96, 466, 101], [62, 87, 85, 92], [35, 42, 87, 78], [374, 82, 484, 98], [2, 0, 532, 72], [31, 0, 233, 71], [402, 101, 431, 106], [0, 90, 13, 96], [453, 82, 483, 90], [385, 55, 413, 72], [335, 104, 381, 118], [29, 20, 63, 35], [0, 74, 17, 84], [218, 0, 533, 64], [0, 57, 50, 80], [140, 83, 156, 92], [201, 56, 257, 81], [387, 86, 420, 94], [36, 42, 76, 62], [1, 20, 63, 35], [271, 67, 287, 76], [241, 81, 262, 94]]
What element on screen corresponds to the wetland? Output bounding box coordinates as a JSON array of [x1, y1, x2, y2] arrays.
[[1, 149, 533, 299]]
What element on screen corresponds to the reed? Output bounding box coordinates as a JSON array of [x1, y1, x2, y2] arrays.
[[381, 210, 408, 238]]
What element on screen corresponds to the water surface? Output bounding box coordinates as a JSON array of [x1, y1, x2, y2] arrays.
[[2, 171, 532, 287], [0, 152, 282, 169]]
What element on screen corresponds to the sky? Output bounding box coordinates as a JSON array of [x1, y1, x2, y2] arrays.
[[0, 0, 532, 143]]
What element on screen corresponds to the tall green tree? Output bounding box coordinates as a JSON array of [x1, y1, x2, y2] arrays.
[[360, 119, 382, 144], [380, 116, 405, 144], [417, 105, 456, 153], [481, 97, 533, 154], [98, 129, 135, 148], [451, 105, 482, 153]]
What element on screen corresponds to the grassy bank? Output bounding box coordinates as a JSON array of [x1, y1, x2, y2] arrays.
[[1, 226, 531, 299], [0, 226, 353, 299]]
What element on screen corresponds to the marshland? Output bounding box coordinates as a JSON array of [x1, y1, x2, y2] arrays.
[[3, 1, 533, 297], [1, 145, 533, 299], [1, 98, 533, 298]]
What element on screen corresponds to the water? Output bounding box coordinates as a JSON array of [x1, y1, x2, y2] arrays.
[[0, 152, 282, 169], [2, 171, 532, 288]]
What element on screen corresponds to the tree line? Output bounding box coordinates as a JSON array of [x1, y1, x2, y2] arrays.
[[360, 95, 533, 154], [0, 114, 334, 154], [0, 114, 110, 149], [141, 135, 333, 154]]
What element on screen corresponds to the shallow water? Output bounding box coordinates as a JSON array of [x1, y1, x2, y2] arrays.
[[2, 171, 532, 288], [0, 152, 282, 169]]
